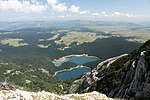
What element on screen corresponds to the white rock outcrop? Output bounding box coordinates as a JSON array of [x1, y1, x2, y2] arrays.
[[0, 89, 113, 100]]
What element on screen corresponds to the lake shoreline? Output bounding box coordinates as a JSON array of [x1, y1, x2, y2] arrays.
[[54, 65, 91, 77]]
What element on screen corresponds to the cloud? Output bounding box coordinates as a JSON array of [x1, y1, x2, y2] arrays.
[[79, 10, 89, 15], [91, 12, 100, 16], [91, 11, 138, 18], [70, 5, 80, 13], [47, 0, 58, 5], [0, 0, 47, 13], [113, 12, 136, 17], [100, 11, 109, 17], [47, 0, 67, 12], [52, 3, 67, 12]]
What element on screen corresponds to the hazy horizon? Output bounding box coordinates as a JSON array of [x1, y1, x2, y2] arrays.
[[0, 19, 150, 23]]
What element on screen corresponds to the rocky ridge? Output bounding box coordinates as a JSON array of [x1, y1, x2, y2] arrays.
[[70, 40, 150, 99], [0, 82, 16, 90], [0, 86, 113, 100]]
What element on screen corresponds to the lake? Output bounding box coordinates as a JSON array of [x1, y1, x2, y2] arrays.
[[53, 54, 99, 67], [53, 54, 99, 80], [54, 66, 91, 80]]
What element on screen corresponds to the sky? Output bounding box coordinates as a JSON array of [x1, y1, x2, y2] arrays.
[[0, 0, 150, 22]]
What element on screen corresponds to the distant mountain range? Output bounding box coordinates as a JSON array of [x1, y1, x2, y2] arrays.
[[0, 20, 149, 31]]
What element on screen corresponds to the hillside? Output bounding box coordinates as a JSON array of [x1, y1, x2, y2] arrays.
[[70, 40, 150, 99]]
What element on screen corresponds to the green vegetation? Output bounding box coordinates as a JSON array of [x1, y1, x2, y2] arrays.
[[96, 55, 131, 94], [138, 40, 150, 65], [0, 61, 71, 94]]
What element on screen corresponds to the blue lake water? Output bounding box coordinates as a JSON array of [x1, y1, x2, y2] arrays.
[[53, 54, 99, 67], [55, 66, 91, 80], [68, 56, 98, 65]]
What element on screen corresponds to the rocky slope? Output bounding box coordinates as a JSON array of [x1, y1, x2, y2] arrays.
[[70, 40, 150, 100], [0, 83, 113, 100]]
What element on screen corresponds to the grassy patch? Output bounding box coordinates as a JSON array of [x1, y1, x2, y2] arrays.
[[0, 38, 29, 47], [55, 31, 108, 46]]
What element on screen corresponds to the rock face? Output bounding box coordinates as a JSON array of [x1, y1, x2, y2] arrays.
[[109, 56, 149, 99], [0, 89, 113, 100], [0, 82, 16, 91], [70, 40, 150, 100]]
